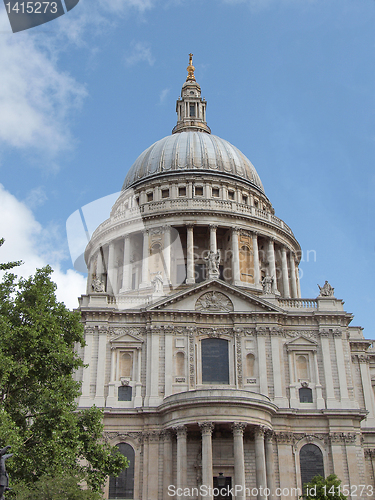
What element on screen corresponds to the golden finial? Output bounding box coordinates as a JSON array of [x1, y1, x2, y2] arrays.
[[186, 53, 196, 82]]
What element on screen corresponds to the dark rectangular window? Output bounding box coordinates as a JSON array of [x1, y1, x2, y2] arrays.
[[190, 104, 196, 117], [242, 195, 248, 204], [118, 385, 132, 401], [228, 191, 235, 200], [162, 189, 169, 199], [179, 187, 186, 196], [147, 192, 153, 202], [212, 188, 220, 197], [195, 186, 203, 196], [202, 338, 229, 384]]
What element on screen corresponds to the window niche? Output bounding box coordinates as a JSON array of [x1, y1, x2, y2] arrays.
[[299, 444, 324, 491], [195, 186, 203, 196]]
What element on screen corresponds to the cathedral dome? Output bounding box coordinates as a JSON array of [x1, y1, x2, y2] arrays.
[[122, 131, 265, 192]]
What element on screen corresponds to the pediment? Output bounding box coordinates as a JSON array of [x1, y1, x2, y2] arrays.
[[146, 279, 284, 314], [286, 335, 317, 351], [110, 331, 143, 346]]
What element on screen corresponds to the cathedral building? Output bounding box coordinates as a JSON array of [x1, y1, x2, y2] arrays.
[[76, 55, 375, 500]]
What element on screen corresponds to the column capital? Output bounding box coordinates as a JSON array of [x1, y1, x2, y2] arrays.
[[161, 429, 173, 441], [174, 425, 187, 438], [209, 224, 218, 231], [251, 230, 259, 237], [199, 422, 214, 436], [142, 228, 149, 235], [231, 422, 247, 436], [232, 226, 240, 234], [254, 425, 269, 438], [124, 233, 130, 240], [264, 429, 275, 443], [186, 223, 194, 230]]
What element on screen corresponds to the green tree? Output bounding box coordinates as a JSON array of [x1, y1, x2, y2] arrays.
[[11, 474, 103, 500], [0, 238, 22, 271], [0, 261, 127, 494], [302, 474, 348, 500]]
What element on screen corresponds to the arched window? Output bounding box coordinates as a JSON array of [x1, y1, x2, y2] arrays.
[[300, 444, 324, 489], [176, 352, 185, 377], [246, 353, 255, 378], [299, 387, 313, 403], [109, 443, 135, 499], [201, 338, 229, 384]]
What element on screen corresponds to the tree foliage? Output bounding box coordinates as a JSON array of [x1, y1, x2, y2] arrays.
[[0, 259, 127, 494], [0, 239, 22, 271], [11, 474, 103, 500], [302, 474, 348, 500]]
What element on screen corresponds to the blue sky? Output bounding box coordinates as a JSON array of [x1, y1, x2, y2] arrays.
[[0, 0, 374, 337]]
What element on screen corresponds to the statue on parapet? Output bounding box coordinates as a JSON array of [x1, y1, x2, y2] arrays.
[[151, 271, 164, 293], [0, 446, 13, 500], [204, 250, 220, 278], [261, 275, 273, 294], [318, 280, 334, 297], [91, 275, 105, 293]]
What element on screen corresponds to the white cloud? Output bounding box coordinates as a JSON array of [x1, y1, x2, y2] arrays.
[[125, 41, 155, 67], [97, 0, 154, 14], [0, 184, 86, 309], [159, 88, 170, 104], [0, 12, 87, 159], [24, 186, 48, 210]]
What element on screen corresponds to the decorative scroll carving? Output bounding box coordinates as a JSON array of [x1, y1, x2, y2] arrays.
[[254, 426, 269, 438], [364, 449, 375, 458], [333, 329, 342, 338], [199, 328, 232, 338], [104, 431, 143, 444], [84, 327, 96, 335], [189, 330, 195, 387], [195, 291, 234, 312], [108, 327, 145, 339], [319, 330, 330, 338], [329, 432, 357, 444], [236, 331, 243, 387], [275, 432, 295, 444]]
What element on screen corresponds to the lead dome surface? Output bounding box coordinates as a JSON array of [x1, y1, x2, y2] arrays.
[[122, 131, 265, 193]]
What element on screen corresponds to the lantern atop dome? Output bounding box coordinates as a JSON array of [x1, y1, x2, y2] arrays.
[[172, 54, 211, 134]]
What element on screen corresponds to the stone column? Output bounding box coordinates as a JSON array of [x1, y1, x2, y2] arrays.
[[94, 328, 107, 406], [107, 241, 116, 295], [232, 423, 246, 499], [209, 224, 218, 253], [134, 347, 142, 407], [312, 350, 325, 409], [254, 427, 267, 500], [200, 422, 214, 500], [358, 355, 375, 426], [232, 227, 241, 284], [121, 234, 131, 291], [186, 224, 195, 284], [80, 328, 94, 402], [148, 432, 160, 499], [267, 239, 277, 293], [163, 431, 173, 496], [329, 434, 347, 482], [265, 431, 276, 500], [289, 253, 297, 298], [163, 225, 171, 285], [140, 229, 150, 288], [296, 265, 301, 298], [333, 330, 350, 406], [271, 331, 287, 406], [252, 232, 260, 287], [176, 426, 187, 490], [281, 247, 290, 298], [87, 258, 95, 294], [257, 331, 268, 397], [320, 331, 337, 408]]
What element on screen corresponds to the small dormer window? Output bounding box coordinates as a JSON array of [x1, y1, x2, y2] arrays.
[[190, 91, 194, 96], [212, 188, 220, 198], [179, 187, 186, 196], [162, 189, 169, 199], [242, 195, 248, 204], [190, 105, 196, 117], [147, 192, 153, 202], [195, 186, 203, 196], [228, 191, 235, 200]]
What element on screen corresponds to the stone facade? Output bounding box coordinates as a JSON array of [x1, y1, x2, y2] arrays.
[[77, 56, 375, 500]]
